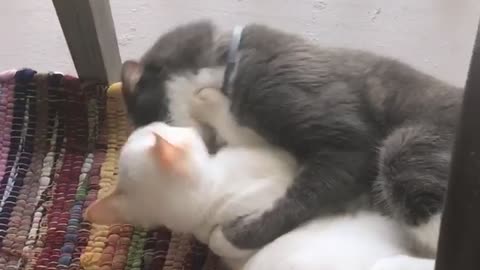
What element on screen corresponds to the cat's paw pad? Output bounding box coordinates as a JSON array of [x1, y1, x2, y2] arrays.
[[189, 88, 227, 123], [209, 225, 255, 259], [370, 255, 434, 270]]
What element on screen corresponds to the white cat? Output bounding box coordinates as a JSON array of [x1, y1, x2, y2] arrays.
[[84, 88, 435, 270]]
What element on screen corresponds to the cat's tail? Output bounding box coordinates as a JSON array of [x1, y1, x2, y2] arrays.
[[373, 124, 450, 228], [373, 124, 452, 254]]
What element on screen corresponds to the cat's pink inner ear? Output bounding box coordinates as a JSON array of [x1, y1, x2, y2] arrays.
[[151, 132, 187, 172], [121, 60, 143, 96], [84, 191, 125, 225]]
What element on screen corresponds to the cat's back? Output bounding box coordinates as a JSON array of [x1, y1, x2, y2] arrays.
[[236, 24, 463, 136], [237, 24, 383, 89], [363, 58, 463, 129]]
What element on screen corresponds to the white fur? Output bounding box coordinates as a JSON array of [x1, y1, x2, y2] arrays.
[[408, 214, 441, 257], [189, 86, 267, 147], [370, 255, 435, 270], [117, 76, 437, 270], [117, 118, 296, 235], [117, 123, 213, 231], [244, 212, 413, 270], [165, 67, 225, 126]]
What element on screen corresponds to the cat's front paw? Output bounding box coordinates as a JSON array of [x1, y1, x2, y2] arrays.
[[222, 213, 275, 250], [209, 225, 255, 260], [189, 87, 228, 124], [370, 255, 435, 270]]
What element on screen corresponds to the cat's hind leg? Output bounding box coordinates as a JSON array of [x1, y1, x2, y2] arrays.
[[374, 124, 452, 255]]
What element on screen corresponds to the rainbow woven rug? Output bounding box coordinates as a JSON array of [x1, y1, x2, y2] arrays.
[[0, 69, 221, 270]]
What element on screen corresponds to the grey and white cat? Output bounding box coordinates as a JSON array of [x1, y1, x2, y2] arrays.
[[85, 87, 435, 270], [120, 20, 462, 254]]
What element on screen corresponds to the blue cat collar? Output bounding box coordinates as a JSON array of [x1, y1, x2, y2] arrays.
[[221, 25, 244, 94]]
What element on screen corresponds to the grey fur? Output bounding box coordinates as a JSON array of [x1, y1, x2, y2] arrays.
[[121, 20, 463, 249]]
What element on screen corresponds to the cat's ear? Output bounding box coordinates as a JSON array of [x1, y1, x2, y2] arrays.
[[84, 189, 126, 225], [121, 60, 143, 97], [150, 132, 188, 175]]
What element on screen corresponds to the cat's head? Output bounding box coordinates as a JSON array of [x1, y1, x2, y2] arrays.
[[121, 20, 227, 128], [84, 122, 212, 232]]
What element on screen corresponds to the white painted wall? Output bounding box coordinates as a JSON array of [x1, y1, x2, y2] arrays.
[[0, 0, 479, 87]]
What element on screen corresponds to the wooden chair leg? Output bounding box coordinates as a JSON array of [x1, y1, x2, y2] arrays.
[[52, 0, 121, 84], [435, 18, 480, 270]]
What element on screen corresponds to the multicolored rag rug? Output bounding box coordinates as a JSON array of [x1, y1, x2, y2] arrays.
[[0, 69, 221, 270]]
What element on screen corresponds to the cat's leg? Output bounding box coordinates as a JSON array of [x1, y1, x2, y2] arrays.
[[218, 81, 375, 249], [208, 225, 256, 259], [370, 255, 435, 270], [222, 150, 371, 249], [189, 88, 266, 146], [374, 124, 451, 256], [192, 121, 226, 154]]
